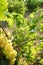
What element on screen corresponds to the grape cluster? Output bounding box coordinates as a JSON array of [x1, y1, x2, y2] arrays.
[[0, 34, 17, 65]]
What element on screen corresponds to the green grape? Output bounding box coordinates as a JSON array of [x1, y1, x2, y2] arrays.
[[0, 34, 17, 65]]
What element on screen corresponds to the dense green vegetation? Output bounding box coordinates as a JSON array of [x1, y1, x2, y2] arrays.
[[0, 0, 43, 65]]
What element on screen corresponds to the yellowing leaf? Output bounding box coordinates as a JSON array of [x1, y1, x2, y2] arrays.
[[0, 0, 8, 20]]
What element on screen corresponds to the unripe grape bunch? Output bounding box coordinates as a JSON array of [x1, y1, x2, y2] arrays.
[[0, 34, 17, 65]]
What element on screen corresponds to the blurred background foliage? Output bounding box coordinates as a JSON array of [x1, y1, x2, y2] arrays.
[[0, 0, 43, 65]]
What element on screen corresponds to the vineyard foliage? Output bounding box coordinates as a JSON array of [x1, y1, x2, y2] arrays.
[[0, 0, 43, 65], [25, 0, 43, 12], [0, 0, 8, 20]]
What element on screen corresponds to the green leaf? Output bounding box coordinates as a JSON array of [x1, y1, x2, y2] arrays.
[[0, 0, 8, 20]]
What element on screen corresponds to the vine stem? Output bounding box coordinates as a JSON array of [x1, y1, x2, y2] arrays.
[[0, 24, 43, 50], [14, 38, 43, 49], [0, 24, 9, 39]]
